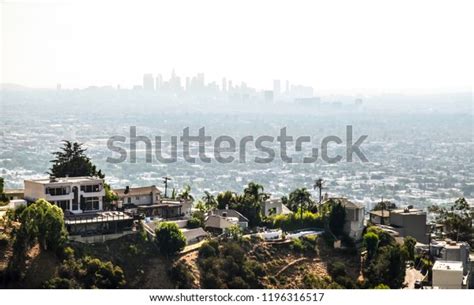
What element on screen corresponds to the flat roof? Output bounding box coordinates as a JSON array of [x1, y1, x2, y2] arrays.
[[25, 176, 103, 184], [391, 208, 425, 215], [64, 211, 133, 224], [4, 189, 24, 194], [433, 260, 463, 271], [369, 210, 390, 217], [137, 203, 182, 208]]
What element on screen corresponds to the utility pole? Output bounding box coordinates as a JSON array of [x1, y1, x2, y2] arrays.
[[380, 182, 386, 225], [162, 176, 172, 198]]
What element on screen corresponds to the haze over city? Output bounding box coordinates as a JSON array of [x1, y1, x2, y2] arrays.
[[2, 0, 472, 94]]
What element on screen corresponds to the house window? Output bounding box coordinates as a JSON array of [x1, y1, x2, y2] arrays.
[[52, 200, 70, 211], [81, 184, 101, 193], [83, 197, 100, 211], [136, 196, 140, 200], [46, 186, 69, 196], [127, 197, 132, 204]]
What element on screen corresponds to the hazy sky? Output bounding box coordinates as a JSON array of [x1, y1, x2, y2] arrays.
[[1, 0, 472, 93]]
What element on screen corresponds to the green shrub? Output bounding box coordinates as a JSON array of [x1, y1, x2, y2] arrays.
[[128, 244, 139, 255], [303, 274, 342, 289], [270, 211, 324, 232], [328, 261, 346, 278], [0, 233, 9, 247], [169, 260, 194, 288], [334, 275, 356, 288], [198, 241, 264, 289], [154, 222, 186, 256], [268, 276, 278, 285], [301, 234, 318, 253], [199, 242, 217, 259], [291, 238, 304, 252], [80, 256, 126, 288], [43, 277, 79, 289], [375, 283, 390, 289], [187, 217, 202, 229]]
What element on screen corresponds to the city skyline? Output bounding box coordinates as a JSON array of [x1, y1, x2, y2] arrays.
[[2, 0, 472, 94]]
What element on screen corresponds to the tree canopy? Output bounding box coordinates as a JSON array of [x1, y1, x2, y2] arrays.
[[154, 222, 186, 256], [288, 188, 314, 216], [49, 141, 103, 178], [216, 191, 237, 210], [363, 232, 379, 260], [363, 226, 406, 288], [432, 198, 472, 244], [178, 184, 194, 201], [15, 199, 68, 252], [0, 177, 8, 203]]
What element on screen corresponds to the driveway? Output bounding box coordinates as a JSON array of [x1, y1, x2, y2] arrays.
[[404, 266, 425, 289]]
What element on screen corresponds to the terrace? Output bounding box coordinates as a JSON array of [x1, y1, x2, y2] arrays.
[[64, 211, 135, 237]]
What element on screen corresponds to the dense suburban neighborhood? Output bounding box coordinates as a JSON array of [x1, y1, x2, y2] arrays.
[[0, 142, 472, 289]]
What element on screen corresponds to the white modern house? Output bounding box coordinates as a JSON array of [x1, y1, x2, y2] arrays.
[[24, 176, 105, 214], [262, 198, 293, 217]]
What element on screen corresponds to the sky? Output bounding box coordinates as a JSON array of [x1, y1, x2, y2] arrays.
[[1, 0, 473, 94]]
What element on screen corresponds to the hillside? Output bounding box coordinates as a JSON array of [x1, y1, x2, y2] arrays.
[[1, 232, 361, 289]]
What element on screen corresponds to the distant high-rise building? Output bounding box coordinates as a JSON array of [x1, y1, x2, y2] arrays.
[[197, 73, 205, 88], [285, 80, 290, 95], [155, 74, 162, 90], [185, 77, 190, 91], [222, 77, 227, 92], [273, 80, 281, 98], [143, 73, 155, 91]]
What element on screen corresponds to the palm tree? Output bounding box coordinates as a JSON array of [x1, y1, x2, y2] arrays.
[[194, 200, 207, 213], [289, 188, 313, 220], [238, 182, 269, 226], [216, 190, 237, 209], [243, 182, 268, 203], [178, 184, 194, 202], [202, 191, 217, 211], [313, 178, 325, 204]]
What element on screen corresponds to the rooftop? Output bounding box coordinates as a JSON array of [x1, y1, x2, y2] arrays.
[[432, 260, 463, 271], [391, 208, 425, 215], [3, 188, 24, 194], [213, 209, 249, 222], [181, 227, 208, 241], [205, 214, 235, 229], [114, 185, 161, 196], [369, 210, 390, 217], [25, 176, 103, 185], [324, 197, 364, 209]]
